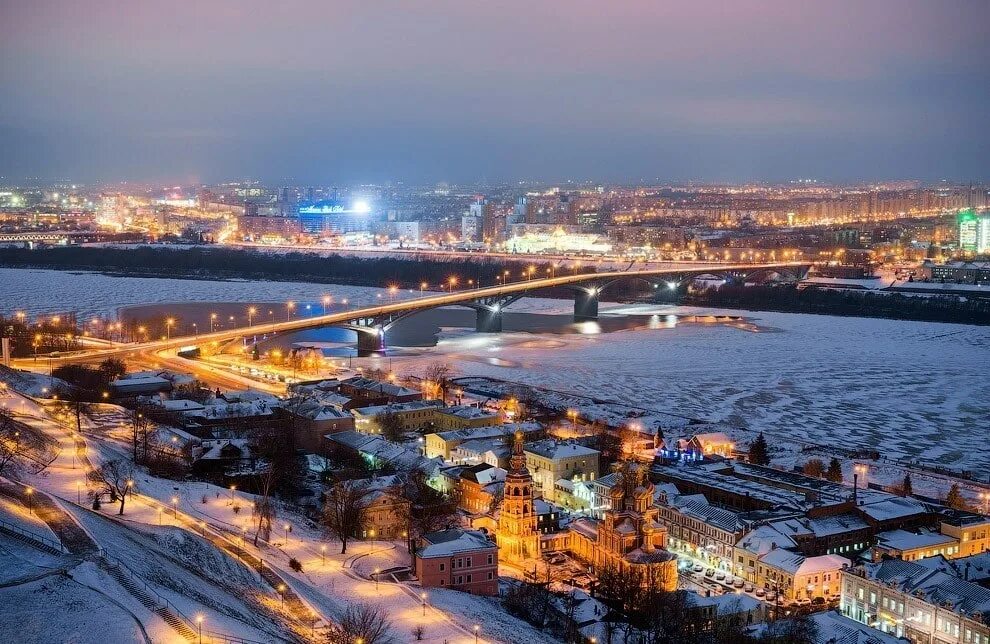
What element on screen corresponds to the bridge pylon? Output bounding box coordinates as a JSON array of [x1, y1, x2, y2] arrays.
[[572, 286, 599, 321], [354, 325, 385, 356]]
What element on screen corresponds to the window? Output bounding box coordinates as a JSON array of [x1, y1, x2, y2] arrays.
[[488, 572, 494, 580], [440, 579, 445, 585], [439, 563, 445, 572], [467, 557, 472, 567], [456, 576, 463, 584], [467, 575, 472, 583], [487, 554, 494, 565]]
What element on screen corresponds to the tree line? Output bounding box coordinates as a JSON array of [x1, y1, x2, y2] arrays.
[[684, 284, 990, 325]]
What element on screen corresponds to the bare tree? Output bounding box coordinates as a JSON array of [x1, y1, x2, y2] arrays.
[[423, 362, 456, 402], [252, 474, 277, 546], [322, 481, 369, 554], [324, 602, 394, 644], [0, 409, 23, 477], [377, 409, 405, 442], [87, 459, 136, 515], [403, 472, 460, 545]]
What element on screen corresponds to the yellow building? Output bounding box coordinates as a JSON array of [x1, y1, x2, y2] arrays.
[[939, 514, 990, 558], [433, 405, 501, 431], [755, 550, 850, 601], [424, 426, 512, 460], [351, 400, 442, 434], [873, 529, 960, 562], [360, 489, 411, 540], [497, 434, 540, 563], [524, 440, 599, 503]]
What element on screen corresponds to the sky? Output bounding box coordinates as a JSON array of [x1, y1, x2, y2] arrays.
[[1, 1, 988, 185]]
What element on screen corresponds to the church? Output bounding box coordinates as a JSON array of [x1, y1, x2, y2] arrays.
[[494, 434, 677, 591]]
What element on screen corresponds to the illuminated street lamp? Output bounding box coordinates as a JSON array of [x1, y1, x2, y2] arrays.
[[474, 624, 480, 643], [196, 614, 204, 644], [374, 567, 380, 591], [25, 486, 34, 514], [210, 312, 218, 332], [448, 276, 458, 292], [248, 306, 257, 326], [286, 301, 295, 322], [421, 592, 427, 616], [283, 523, 291, 545], [321, 544, 327, 565], [277, 583, 286, 608], [165, 317, 175, 341], [321, 296, 330, 315], [419, 281, 427, 294], [229, 484, 236, 505]]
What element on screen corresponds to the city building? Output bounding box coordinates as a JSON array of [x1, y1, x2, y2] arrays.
[[414, 528, 499, 596], [297, 199, 378, 236], [958, 209, 990, 254], [351, 400, 444, 434], [524, 440, 600, 502], [873, 529, 961, 562], [841, 559, 990, 643], [432, 405, 501, 431], [755, 549, 850, 602], [939, 511, 990, 557], [278, 399, 354, 453]]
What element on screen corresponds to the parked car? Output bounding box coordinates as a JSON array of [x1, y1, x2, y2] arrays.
[[693, 564, 704, 573], [715, 572, 726, 581], [733, 579, 745, 589], [744, 584, 754, 593], [765, 591, 777, 602], [755, 588, 766, 598], [811, 596, 826, 605], [705, 569, 716, 578]]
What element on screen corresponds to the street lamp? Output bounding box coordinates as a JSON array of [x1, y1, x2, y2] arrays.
[[321, 296, 330, 315], [277, 583, 286, 608], [421, 592, 427, 616], [283, 523, 291, 546], [286, 301, 295, 322], [229, 485, 236, 505], [25, 487, 33, 514], [171, 496, 179, 519], [321, 544, 327, 566], [196, 614, 204, 644], [165, 318, 175, 341], [374, 567, 380, 591], [248, 306, 257, 326], [420, 282, 427, 294], [210, 312, 218, 332], [474, 624, 480, 643]]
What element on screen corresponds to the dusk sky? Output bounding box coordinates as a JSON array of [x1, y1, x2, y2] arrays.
[[1, 0, 988, 184]]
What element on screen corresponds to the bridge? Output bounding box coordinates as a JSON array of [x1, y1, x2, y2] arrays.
[[24, 262, 810, 364]]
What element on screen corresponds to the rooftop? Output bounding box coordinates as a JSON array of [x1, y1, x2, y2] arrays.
[[859, 559, 990, 622], [876, 529, 958, 552], [418, 529, 496, 558]]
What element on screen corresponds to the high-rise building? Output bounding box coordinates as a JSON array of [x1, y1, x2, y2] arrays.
[[958, 209, 990, 253]]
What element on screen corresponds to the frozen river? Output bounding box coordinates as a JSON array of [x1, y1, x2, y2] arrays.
[[3, 268, 988, 470]]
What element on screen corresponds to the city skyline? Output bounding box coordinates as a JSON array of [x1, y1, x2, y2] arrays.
[[2, 0, 989, 184]]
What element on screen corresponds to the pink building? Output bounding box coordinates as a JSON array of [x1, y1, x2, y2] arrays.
[[414, 529, 498, 596]]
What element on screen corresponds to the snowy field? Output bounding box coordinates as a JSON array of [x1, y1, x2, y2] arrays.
[[378, 304, 990, 471]]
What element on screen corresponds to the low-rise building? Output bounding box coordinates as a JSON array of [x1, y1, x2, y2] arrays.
[[755, 549, 850, 602], [279, 399, 354, 453], [351, 400, 443, 434], [658, 493, 750, 571], [414, 529, 499, 596], [687, 432, 735, 457], [433, 405, 501, 431], [939, 511, 990, 558], [840, 559, 990, 643], [873, 529, 961, 562], [524, 440, 600, 502]]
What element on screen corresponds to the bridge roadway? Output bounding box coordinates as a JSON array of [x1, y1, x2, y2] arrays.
[[20, 261, 809, 365]]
